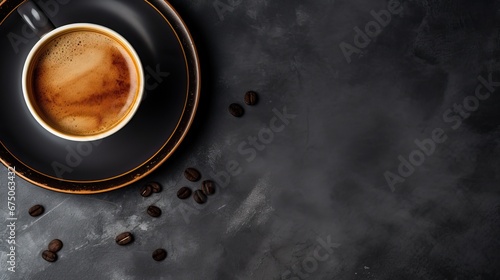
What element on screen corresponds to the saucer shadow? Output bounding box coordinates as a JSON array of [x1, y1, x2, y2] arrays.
[[148, 1, 217, 174]]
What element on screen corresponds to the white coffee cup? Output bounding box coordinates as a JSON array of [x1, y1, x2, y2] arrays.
[[19, 2, 144, 141]]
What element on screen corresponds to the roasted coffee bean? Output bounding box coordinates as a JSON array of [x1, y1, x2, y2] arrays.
[[244, 91, 258, 105], [201, 180, 216, 195], [193, 190, 207, 204], [29, 204, 44, 217], [148, 182, 162, 193], [140, 184, 153, 197], [177, 187, 192, 199], [184, 168, 201, 182], [115, 232, 134, 246], [147, 205, 162, 218], [42, 250, 57, 262], [229, 103, 244, 117], [48, 239, 63, 253], [152, 248, 167, 261]]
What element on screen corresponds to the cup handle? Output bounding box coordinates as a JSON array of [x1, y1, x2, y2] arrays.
[[17, 0, 56, 38]]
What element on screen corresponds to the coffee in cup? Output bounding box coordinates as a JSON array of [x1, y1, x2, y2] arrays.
[[22, 23, 144, 141]]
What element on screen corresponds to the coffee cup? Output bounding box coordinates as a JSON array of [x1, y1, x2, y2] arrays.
[[18, 1, 144, 141]]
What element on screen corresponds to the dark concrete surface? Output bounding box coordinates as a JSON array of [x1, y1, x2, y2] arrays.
[[2, 0, 500, 279]]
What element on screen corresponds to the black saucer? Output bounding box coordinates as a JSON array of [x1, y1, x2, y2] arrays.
[[0, 0, 200, 193]]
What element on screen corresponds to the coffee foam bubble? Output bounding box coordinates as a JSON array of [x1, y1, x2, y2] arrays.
[[32, 30, 139, 136]]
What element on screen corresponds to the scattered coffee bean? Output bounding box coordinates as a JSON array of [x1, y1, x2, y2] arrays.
[[184, 168, 201, 182], [147, 205, 162, 218], [42, 250, 57, 262], [229, 103, 244, 117], [48, 239, 63, 253], [29, 204, 44, 217], [193, 190, 207, 204], [201, 180, 216, 195], [177, 186, 192, 199], [140, 184, 153, 197], [152, 248, 168, 261], [244, 91, 258, 105], [115, 232, 134, 246], [148, 182, 162, 193]]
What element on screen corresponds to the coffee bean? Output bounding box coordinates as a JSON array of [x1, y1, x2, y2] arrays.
[[229, 103, 244, 117], [147, 205, 162, 218], [244, 91, 258, 105], [193, 190, 207, 204], [184, 168, 201, 182], [152, 248, 167, 261], [201, 180, 215, 195], [177, 186, 192, 199], [42, 250, 57, 262], [147, 182, 162, 193], [48, 239, 63, 253], [140, 185, 153, 197], [115, 232, 134, 246], [29, 205, 44, 217]]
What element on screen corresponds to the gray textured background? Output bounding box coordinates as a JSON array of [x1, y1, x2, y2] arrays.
[[2, 0, 500, 279]]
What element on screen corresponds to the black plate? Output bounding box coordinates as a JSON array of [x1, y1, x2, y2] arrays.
[[0, 0, 200, 193]]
